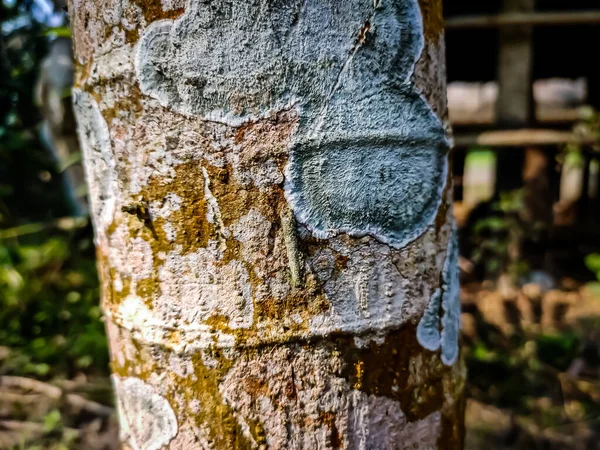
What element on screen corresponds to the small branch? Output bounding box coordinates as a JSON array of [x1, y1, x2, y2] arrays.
[[280, 208, 304, 288], [453, 129, 598, 148], [0, 217, 88, 239], [0, 391, 43, 405], [0, 420, 81, 436], [446, 11, 600, 29], [0, 376, 113, 417], [0, 376, 62, 398], [65, 393, 113, 417]]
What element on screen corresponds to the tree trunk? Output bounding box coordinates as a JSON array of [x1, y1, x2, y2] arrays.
[[69, 0, 464, 448]]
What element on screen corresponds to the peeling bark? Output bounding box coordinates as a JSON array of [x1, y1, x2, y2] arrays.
[[69, 0, 464, 448]]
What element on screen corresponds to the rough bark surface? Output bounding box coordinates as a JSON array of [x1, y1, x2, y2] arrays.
[[69, 0, 465, 448]]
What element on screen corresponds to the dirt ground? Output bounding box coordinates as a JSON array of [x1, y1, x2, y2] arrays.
[[462, 280, 600, 450]]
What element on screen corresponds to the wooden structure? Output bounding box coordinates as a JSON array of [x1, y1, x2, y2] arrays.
[[445, 1, 600, 272]]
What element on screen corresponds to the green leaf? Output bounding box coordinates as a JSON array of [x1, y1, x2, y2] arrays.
[[585, 253, 600, 277], [43, 27, 71, 38], [43, 409, 62, 432]]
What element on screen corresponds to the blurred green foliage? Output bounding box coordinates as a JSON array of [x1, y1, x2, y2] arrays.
[[0, 233, 108, 376], [468, 188, 530, 280], [584, 253, 600, 295], [1, 0, 71, 222], [1, 0, 108, 378], [585, 253, 600, 280], [465, 326, 600, 431]]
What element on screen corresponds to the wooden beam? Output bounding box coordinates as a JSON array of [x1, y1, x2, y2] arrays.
[[453, 129, 597, 148], [445, 11, 600, 29]]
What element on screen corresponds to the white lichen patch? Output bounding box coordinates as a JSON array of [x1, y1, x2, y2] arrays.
[[353, 333, 387, 349], [160, 0, 184, 11], [114, 295, 162, 342], [72, 90, 117, 238], [128, 237, 154, 281], [308, 234, 440, 338], [158, 247, 253, 330], [107, 241, 254, 351], [150, 193, 182, 219], [112, 376, 178, 450], [231, 209, 272, 277]]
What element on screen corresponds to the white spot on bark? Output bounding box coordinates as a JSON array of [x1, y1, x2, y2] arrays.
[[114, 275, 124, 292], [102, 1, 123, 27], [112, 376, 178, 450], [160, 0, 184, 11], [353, 333, 386, 349], [151, 193, 182, 219], [129, 237, 154, 281], [162, 221, 177, 242]]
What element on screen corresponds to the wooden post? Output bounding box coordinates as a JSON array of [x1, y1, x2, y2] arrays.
[[496, 0, 535, 128], [495, 0, 535, 195]]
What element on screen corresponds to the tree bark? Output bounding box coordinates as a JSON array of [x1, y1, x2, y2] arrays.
[[69, 0, 464, 448]]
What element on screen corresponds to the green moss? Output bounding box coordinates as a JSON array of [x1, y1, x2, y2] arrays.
[[135, 277, 158, 310], [110, 334, 159, 381], [164, 350, 256, 449]]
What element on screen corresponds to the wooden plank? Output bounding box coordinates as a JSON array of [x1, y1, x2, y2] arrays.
[[453, 129, 597, 148], [445, 11, 600, 29]]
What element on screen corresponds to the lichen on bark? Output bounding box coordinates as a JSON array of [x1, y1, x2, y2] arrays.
[[69, 0, 464, 448]]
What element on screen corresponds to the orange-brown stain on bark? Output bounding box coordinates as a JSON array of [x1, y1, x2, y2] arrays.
[[130, 0, 185, 23], [337, 322, 462, 423], [418, 0, 445, 42]]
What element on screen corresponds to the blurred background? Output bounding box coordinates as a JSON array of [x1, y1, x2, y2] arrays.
[[1, 0, 600, 449]]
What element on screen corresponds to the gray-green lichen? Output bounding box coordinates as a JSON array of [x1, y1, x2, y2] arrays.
[[135, 0, 449, 249], [416, 228, 461, 365], [440, 229, 460, 365], [416, 287, 441, 350]]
